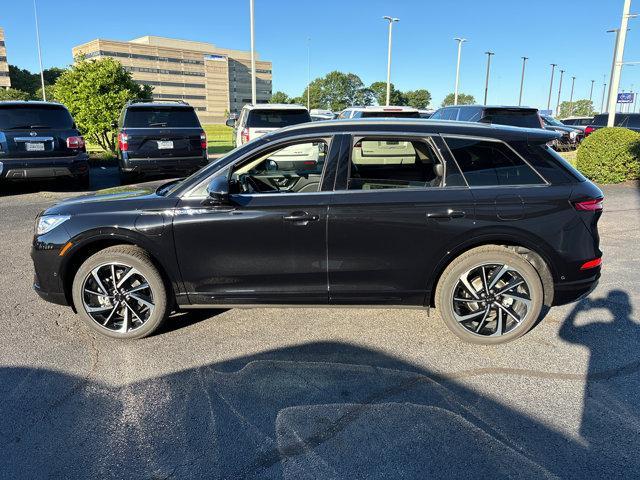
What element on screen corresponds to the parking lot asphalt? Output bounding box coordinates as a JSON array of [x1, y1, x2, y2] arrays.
[[0, 168, 639, 479]]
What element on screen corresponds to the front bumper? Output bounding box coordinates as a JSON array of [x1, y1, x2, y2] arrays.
[[0, 153, 89, 180], [120, 154, 208, 174]]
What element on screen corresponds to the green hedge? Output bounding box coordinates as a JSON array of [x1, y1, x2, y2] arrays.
[[576, 127, 640, 184]]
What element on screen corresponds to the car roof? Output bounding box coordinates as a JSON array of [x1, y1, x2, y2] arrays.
[[262, 118, 559, 144], [350, 105, 419, 113], [441, 105, 538, 111], [126, 102, 194, 109], [243, 103, 308, 111], [0, 100, 67, 108]]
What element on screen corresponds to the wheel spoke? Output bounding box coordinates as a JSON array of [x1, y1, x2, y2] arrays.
[[495, 279, 524, 296], [453, 308, 486, 323], [481, 266, 490, 295], [454, 297, 481, 303], [491, 308, 504, 336], [91, 269, 109, 295], [460, 273, 480, 300], [111, 264, 117, 291], [488, 264, 509, 290], [86, 304, 114, 313], [474, 307, 492, 333], [124, 301, 144, 323], [102, 301, 120, 326], [116, 267, 138, 288], [123, 283, 149, 295], [129, 293, 154, 311], [85, 289, 112, 298], [120, 305, 130, 332], [501, 292, 531, 308], [495, 302, 523, 324]]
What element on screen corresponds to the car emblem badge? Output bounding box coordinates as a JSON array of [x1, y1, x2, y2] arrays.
[[30, 131, 37, 137]]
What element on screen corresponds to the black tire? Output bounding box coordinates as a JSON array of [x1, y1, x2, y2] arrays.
[[71, 245, 168, 339], [71, 173, 90, 191], [435, 245, 544, 345], [119, 169, 137, 185]]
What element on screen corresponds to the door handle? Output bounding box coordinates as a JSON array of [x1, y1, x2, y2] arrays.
[[426, 209, 465, 219], [283, 211, 320, 222]]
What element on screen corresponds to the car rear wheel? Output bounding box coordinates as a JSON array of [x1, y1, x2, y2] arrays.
[[72, 245, 168, 339], [435, 245, 544, 345]]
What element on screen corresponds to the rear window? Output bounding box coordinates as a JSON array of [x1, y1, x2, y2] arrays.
[[125, 107, 200, 128], [563, 118, 592, 126], [360, 111, 421, 118], [511, 142, 585, 184], [445, 137, 545, 186], [481, 109, 542, 128], [592, 114, 608, 126], [247, 110, 311, 128], [0, 104, 74, 130]]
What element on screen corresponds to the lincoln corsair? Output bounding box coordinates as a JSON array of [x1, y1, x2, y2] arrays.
[[32, 119, 603, 344]]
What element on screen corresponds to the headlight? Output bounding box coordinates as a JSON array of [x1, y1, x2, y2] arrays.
[[36, 215, 70, 235], [569, 131, 577, 140]]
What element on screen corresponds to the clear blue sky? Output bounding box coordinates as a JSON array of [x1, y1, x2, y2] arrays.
[[2, 0, 639, 109]]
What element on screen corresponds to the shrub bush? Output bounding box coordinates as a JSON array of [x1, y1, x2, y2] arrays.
[[576, 127, 640, 183]]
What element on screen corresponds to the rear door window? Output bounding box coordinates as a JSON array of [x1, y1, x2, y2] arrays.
[[360, 111, 421, 118], [445, 137, 545, 186], [0, 105, 74, 129], [457, 107, 481, 121], [441, 108, 460, 121], [246, 110, 311, 128], [125, 107, 201, 128]]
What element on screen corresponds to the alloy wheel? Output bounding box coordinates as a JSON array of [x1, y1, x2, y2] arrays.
[[81, 262, 155, 333], [451, 263, 532, 337]]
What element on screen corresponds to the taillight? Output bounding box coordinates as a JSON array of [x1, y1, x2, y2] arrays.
[[66, 136, 85, 150], [241, 128, 250, 144], [200, 131, 207, 150], [580, 258, 602, 270], [584, 125, 596, 137], [118, 132, 128, 152], [573, 198, 604, 211]]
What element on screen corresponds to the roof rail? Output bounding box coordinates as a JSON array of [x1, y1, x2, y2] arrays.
[[126, 98, 189, 106]]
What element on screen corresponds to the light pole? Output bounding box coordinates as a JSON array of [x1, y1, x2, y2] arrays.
[[383, 16, 399, 106], [589, 79, 595, 102], [568, 76, 576, 116], [483, 51, 494, 105], [556, 69, 565, 117], [607, 0, 634, 127], [601, 81, 607, 113], [518, 56, 528, 106], [547, 63, 557, 111], [33, 0, 46, 101], [249, 0, 256, 105], [606, 28, 621, 110], [453, 38, 466, 105], [307, 37, 311, 110]]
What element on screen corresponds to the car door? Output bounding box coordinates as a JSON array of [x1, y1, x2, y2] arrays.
[[327, 133, 475, 306], [172, 134, 346, 305]]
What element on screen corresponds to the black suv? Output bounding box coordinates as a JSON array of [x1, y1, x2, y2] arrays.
[[32, 120, 603, 344], [431, 105, 543, 129], [584, 113, 640, 137], [116, 100, 208, 182], [0, 101, 89, 187]]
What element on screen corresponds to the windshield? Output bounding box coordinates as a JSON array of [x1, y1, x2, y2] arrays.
[[0, 104, 74, 130], [125, 107, 200, 128], [543, 116, 564, 127], [246, 110, 311, 128]]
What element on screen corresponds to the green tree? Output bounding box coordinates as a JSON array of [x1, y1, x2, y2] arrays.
[[404, 89, 432, 109], [269, 91, 291, 104], [55, 58, 152, 154], [369, 81, 406, 106], [320, 71, 367, 110], [8, 65, 40, 95], [35, 84, 57, 102], [0, 88, 31, 101], [441, 92, 476, 107], [42, 67, 66, 86], [558, 99, 595, 119]]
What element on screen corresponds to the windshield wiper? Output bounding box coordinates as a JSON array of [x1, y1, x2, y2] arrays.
[[8, 124, 51, 130], [148, 122, 168, 127]]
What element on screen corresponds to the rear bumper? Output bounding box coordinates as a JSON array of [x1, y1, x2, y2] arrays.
[[120, 154, 208, 174], [0, 153, 89, 180], [553, 271, 600, 306]]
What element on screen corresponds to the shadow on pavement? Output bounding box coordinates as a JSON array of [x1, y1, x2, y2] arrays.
[[1, 291, 638, 479]]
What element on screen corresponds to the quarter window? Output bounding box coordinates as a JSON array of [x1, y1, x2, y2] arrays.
[[346, 138, 445, 190], [445, 138, 544, 186]]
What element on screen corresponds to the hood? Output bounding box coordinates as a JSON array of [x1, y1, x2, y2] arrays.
[[43, 185, 179, 216]]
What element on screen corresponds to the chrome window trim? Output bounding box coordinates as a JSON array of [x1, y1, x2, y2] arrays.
[[183, 132, 335, 199], [441, 134, 550, 186], [14, 137, 55, 142]]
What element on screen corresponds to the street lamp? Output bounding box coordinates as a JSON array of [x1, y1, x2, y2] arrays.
[[483, 51, 495, 105], [249, 0, 256, 105], [518, 56, 528, 106], [383, 16, 399, 106], [547, 64, 557, 111], [589, 79, 595, 102], [33, 0, 46, 101], [568, 76, 576, 116], [556, 69, 565, 117], [601, 75, 607, 113], [307, 37, 311, 110], [607, 1, 636, 126], [453, 38, 467, 105]]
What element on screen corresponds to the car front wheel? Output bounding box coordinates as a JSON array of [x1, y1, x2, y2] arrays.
[[71, 245, 168, 339], [436, 245, 544, 345]]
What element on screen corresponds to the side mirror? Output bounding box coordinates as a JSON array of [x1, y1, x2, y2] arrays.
[[206, 174, 230, 204], [225, 118, 236, 128]]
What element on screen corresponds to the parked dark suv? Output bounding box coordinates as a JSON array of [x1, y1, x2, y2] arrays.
[[32, 119, 603, 344], [0, 101, 89, 187], [430, 105, 544, 129], [584, 113, 640, 137], [116, 100, 208, 182]]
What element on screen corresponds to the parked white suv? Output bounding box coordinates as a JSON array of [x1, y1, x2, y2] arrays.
[[337, 106, 421, 119], [226, 104, 311, 147]]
